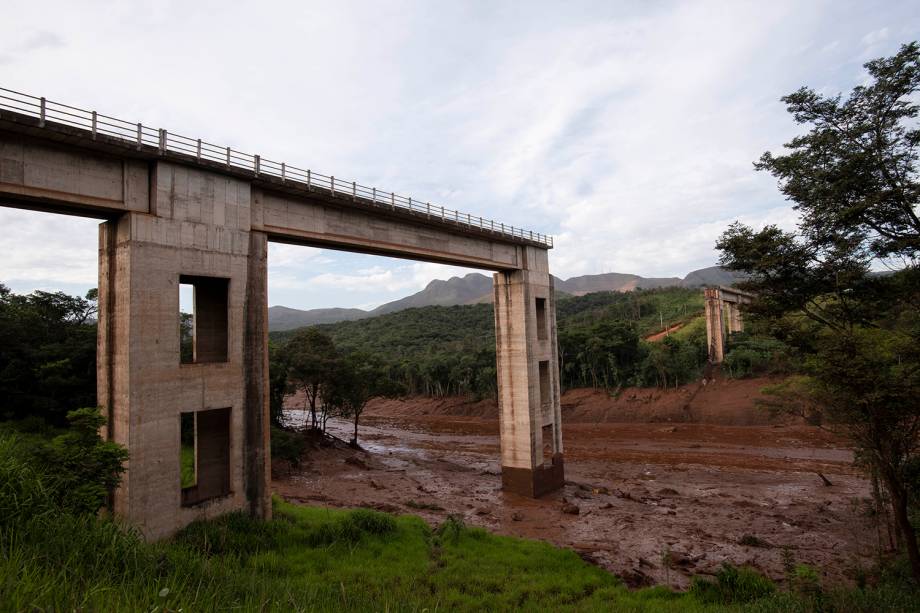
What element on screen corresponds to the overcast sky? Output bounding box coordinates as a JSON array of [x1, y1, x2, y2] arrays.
[[1, 1, 918, 310]]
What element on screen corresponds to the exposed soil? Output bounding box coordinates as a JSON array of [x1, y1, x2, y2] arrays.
[[644, 322, 686, 342], [274, 379, 875, 589]]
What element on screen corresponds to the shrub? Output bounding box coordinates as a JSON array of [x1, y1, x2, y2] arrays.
[[270, 426, 306, 466], [35, 407, 129, 515], [723, 335, 795, 378], [310, 508, 397, 545], [690, 563, 776, 604]]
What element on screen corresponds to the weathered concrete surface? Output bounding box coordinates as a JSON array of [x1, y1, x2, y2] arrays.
[[704, 286, 753, 364], [1, 116, 564, 539], [493, 247, 564, 497]]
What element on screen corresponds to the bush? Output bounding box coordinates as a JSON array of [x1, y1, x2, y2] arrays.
[[690, 563, 776, 604], [270, 426, 306, 466], [35, 407, 129, 515], [723, 335, 795, 378], [311, 508, 397, 545]]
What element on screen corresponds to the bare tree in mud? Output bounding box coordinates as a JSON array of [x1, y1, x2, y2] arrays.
[[717, 42, 920, 581]]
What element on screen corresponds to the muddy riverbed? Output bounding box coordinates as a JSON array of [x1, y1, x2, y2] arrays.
[[274, 385, 875, 589]]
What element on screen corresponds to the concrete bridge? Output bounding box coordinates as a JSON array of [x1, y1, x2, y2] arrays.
[[704, 286, 753, 363], [0, 88, 564, 539]]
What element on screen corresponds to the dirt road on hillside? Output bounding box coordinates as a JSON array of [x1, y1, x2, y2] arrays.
[[274, 383, 874, 589]]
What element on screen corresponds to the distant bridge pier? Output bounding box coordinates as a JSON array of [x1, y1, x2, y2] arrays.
[[704, 286, 753, 363], [494, 249, 564, 497]]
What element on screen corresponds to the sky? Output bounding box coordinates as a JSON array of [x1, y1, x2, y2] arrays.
[[1, 1, 918, 310]]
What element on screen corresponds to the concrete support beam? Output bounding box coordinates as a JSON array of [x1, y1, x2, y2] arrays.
[[493, 247, 564, 497]]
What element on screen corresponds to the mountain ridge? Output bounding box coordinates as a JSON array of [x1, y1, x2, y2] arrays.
[[268, 265, 745, 331]]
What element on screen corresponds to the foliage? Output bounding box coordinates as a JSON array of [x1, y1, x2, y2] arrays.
[[0, 285, 98, 425], [3, 407, 128, 516], [269, 426, 306, 466], [689, 563, 775, 605], [279, 327, 340, 430], [717, 42, 920, 581], [268, 340, 290, 428], [722, 334, 796, 379], [325, 352, 402, 446], [271, 287, 708, 396]]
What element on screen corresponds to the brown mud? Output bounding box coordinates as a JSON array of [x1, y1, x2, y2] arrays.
[[274, 379, 875, 589]]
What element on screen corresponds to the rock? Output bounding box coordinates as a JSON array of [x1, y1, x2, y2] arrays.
[[600, 502, 614, 509], [475, 506, 490, 516], [562, 502, 580, 515], [511, 511, 524, 522], [573, 490, 592, 500]]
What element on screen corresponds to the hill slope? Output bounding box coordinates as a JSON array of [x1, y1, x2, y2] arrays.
[[269, 265, 740, 331]]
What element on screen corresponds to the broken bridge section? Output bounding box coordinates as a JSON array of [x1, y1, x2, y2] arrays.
[[0, 88, 564, 539], [704, 286, 754, 364]]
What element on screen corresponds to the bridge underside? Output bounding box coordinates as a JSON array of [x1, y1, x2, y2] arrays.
[[0, 116, 564, 539]]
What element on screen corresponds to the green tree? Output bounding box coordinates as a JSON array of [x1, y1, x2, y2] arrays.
[[268, 340, 291, 428], [280, 328, 340, 430], [0, 285, 98, 425], [717, 42, 920, 581], [326, 353, 400, 447], [37, 407, 129, 514]]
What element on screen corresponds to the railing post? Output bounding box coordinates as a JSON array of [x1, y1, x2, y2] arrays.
[[136, 123, 142, 150], [331, 176, 335, 196], [91, 111, 97, 140], [352, 181, 356, 201], [426, 202, 430, 217], [281, 162, 286, 182], [158, 129, 166, 154], [39, 97, 46, 127], [391, 192, 395, 209], [372, 187, 376, 203], [196, 139, 202, 161], [307, 169, 311, 189], [408, 197, 412, 210], [254, 155, 260, 176], [491, 220, 495, 232], [455, 210, 459, 223], [467, 213, 471, 225], [226, 147, 231, 169]]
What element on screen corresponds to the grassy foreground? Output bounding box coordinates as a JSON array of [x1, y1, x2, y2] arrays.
[[0, 498, 915, 612], [1, 426, 918, 612]]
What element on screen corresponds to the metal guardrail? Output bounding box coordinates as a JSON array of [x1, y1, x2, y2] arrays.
[[0, 87, 553, 247]]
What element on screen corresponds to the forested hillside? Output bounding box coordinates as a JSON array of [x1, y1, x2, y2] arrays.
[[271, 287, 710, 397]]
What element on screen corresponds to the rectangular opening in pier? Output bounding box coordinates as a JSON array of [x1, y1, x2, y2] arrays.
[[542, 424, 555, 465], [180, 411, 197, 489], [181, 407, 231, 506], [178, 275, 229, 364], [538, 360, 550, 408], [535, 297, 547, 341]]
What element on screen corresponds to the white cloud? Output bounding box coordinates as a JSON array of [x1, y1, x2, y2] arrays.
[[1, 1, 918, 309]]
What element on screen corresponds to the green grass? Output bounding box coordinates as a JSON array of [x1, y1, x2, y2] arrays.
[[1, 427, 918, 612]]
